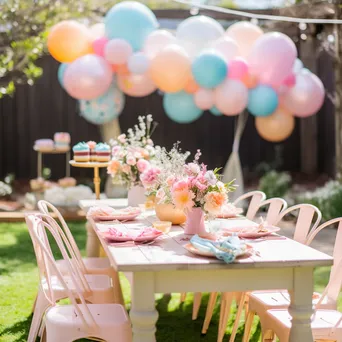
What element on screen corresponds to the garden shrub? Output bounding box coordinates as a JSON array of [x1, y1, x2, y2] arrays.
[[259, 170, 292, 199]]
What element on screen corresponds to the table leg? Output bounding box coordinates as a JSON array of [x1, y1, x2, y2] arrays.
[[37, 152, 42, 178], [66, 151, 70, 177], [130, 272, 158, 342], [85, 220, 100, 257], [288, 267, 314, 342], [94, 167, 101, 200]]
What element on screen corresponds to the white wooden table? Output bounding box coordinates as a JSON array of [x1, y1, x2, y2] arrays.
[[79, 198, 128, 257], [90, 214, 333, 342]]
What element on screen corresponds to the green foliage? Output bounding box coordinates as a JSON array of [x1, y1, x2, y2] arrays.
[[259, 170, 292, 199]]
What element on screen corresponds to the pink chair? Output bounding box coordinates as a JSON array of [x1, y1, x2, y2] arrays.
[[243, 216, 341, 342], [38, 200, 124, 305], [25, 214, 118, 342], [26, 214, 132, 342]]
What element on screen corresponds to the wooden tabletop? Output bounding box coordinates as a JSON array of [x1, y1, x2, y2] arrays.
[[92, 214, 333, 272]]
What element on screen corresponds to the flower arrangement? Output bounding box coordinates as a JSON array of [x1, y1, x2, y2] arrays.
[[107, 115, 158, 188]]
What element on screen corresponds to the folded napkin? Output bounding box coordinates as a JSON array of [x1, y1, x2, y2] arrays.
[[190, 234, 247, 263], [105, 226, 162, 241]]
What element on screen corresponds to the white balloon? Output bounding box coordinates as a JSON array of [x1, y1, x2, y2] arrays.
[[143, 30, 176, 58], [128, 52, 150, 74], [293, 58, 304, 74], [176, 16, 224, 58], [90, 23, 105, 40], [211, 37, 239, 62]]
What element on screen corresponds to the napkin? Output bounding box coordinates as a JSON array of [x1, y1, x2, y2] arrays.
[[190, 234, 247, 263]]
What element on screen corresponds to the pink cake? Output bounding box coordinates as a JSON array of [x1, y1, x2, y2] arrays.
[[54, 132, 70, 150], [34, 139, 54, 151]]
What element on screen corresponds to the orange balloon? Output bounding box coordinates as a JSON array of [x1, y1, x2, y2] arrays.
[[149, 45, 191, 93], [184, 76, 200, 94], [242, 73, 258, 89], [47, 21, 92, 63], [255, 107, 295, 142]]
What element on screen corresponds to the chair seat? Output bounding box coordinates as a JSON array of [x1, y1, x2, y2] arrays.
[[57, 257, 111, 274]]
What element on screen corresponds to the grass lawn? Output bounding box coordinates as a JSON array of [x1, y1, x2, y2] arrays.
[[0, 222, 339, 342]]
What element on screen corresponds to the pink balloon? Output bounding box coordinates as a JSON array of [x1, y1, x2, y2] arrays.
[[215, 79, 248, 116], [117, 73, 156, 97], [144, 30, 176, 58], [211, 37, 239, 62], [64, 55, 112, 100], [104, 39, 133, 65], [283, 73, 296, 87], [194, 88, 214, 110], [282, 70, 325, 117], [92, 37, 108, 57], [228, 57, 249, 80], [248, 32, 297, 87]]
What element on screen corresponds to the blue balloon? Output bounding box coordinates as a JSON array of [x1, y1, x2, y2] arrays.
[[248, 85, 278, 117], [105, 2, 158, 51], [210, 106, 222, 116], [192, 51, 227, 89], [79, 78, 125, 125], [163, 91, 203, 124], [57, 63, 68, 88]]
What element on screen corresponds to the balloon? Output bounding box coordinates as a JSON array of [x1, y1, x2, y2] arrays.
[[118, 73, 156, 97], [176, 16, 224, 58], [283, 73, 296, 88], [163, 91, 203, 123], [210, 106, 222, 116], [215, 79, 248, 116], [192, 51, 227, 89], [293, 58, 303, 74], [226, 21, 264, 57], [228, 57, 249, 80], [127, 52, 150, 74], [241, 73, 258, 88], [194, 89, 214, 110], [104, 39, 133, 65], [248, 32, 297, 87], [105, 1, 158, 51], [92, 37, 108, 57], [149, 45, 191, 93], [64, 55, 112, 100], [184, 76, 200, 94], [248, 85, 279, 117], [255, 107, 295, 142], [57, 63, 68, 88], [144, 30, 177, 58], [90, 23, 105, 40], [282, 70, 325, 117], [47, 21, 92, 63], [211, 37, 239, 62], [79, 78, 125, 125], [112, 64, 130, 75]]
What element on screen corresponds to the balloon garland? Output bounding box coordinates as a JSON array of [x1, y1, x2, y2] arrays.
[[49, 1, 325, 143]]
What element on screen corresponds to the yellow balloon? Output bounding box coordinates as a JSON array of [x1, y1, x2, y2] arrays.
[[255, 107, 295, 142], [48, 21, 92, 63]]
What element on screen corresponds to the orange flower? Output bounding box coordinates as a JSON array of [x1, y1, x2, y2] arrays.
[[107, 159, 121, 175], [204, 191, 227, 214]]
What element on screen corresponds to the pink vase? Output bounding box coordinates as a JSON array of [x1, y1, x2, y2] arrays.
[[184, 207, 207, 235]]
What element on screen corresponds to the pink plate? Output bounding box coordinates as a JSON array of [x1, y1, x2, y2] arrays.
[[221, 225, 280, 239], [184, 243, 252, 258], [101, 228, 163, 242], [93, 212, 141, 222]]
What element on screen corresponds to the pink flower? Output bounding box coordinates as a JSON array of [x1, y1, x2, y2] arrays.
[[173, 180, 189, 192], [107, 159, 121, 175], [137, 159, 150, 173], [118, 134, 126, 144], [204, 191, 227, 214], [126, 155, 136, 166], [140, 167, 161, 187], [166, 176, 176, 186], [185, 162, 200, 175], [122, 164, 131, 174], [194, 179, 208, 192], [172, 189, 195, 211], [112, 145, 121, 156]]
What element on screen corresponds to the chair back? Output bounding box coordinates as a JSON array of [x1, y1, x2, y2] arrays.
[[233, 191, 266, 220], [275, 204, 322, 244], [25, 214, 98, 331], [38, 200, 86, 273], [257, 198, 288, 225]]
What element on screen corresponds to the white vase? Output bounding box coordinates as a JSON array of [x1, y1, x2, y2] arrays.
[[127, 185, 146, 207], [104, 177, 128, 198]]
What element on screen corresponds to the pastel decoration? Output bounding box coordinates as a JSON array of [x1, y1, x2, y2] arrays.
[[64, 54, 112, 100], [176, 16, 224, 58], [248, 32, 297, 87], [144, 30, 177, 58], [211, 37, 239, 62], [47, 21, 92, 63], [127, 52, 150, 74], [226, 21, 264, 57], [255, 107, 295, 142], [192, 51, 227, 89], [79, 78, 125, 124], [210, 106, 222, 116], [184, 76, 200, 94], [57, 63, 68, 88], [149, 44, 191, 93], [112, 64, 130, 75], [92, 37, 108, 57], [104, 39, 133, 65], [293, 58, 303, 74], [283, 73, 296, 88], [194, 89, 214, 110], [282, 70, 325, 117], [241, 73, 258, 89], [228, 57, 249, 80], [90, 23, 105, 40], [215, 79, 248, 116], [104, 1, 158, 51], [248, 85, 279, 117], [163, 91, 203, 124], [118, 73, 156, 97]]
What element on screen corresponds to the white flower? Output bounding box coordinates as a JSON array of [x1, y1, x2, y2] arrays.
[[205, 171, 217, 185], [118, 134, 126, 143]]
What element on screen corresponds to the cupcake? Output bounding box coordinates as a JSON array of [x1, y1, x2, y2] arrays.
[[73, 142, 90, 162], [54, 132, 70, 150], [95, 143, 111, 162], [87, 141, 97, 162], [34, 139, 54, 151], [58, 177, 77, 188]]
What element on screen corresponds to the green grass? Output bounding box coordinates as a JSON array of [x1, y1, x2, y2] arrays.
[[0, 222, 339, 342]]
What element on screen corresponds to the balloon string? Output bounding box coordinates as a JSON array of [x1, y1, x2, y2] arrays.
[[173, 0, 342, 25], [232, 111, 248, 154]]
